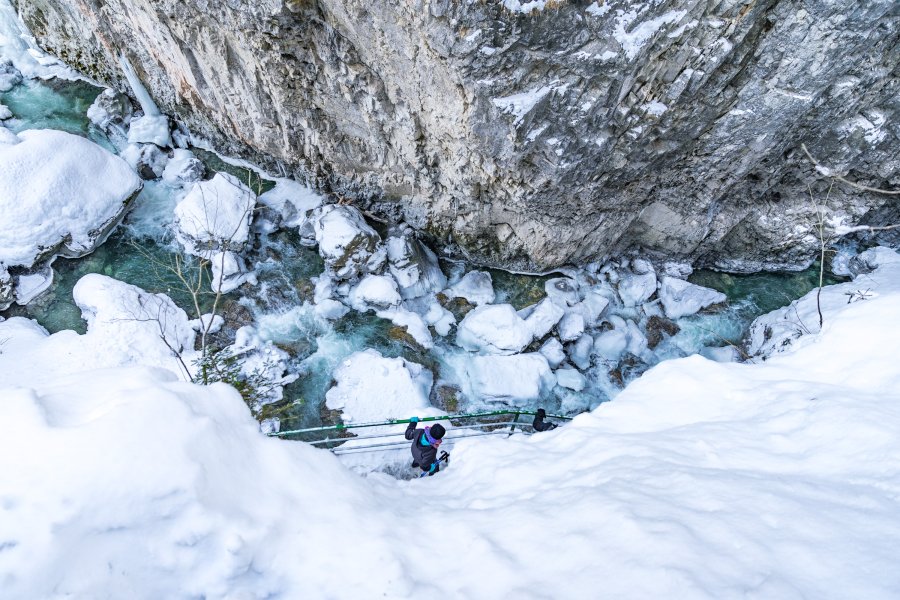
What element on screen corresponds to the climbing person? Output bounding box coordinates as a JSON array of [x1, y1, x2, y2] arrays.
[[406, 417, 447, 476], [532, 408, 558, 432]]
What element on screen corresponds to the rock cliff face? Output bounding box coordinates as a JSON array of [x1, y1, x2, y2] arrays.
[[14, 0, 900, 271]]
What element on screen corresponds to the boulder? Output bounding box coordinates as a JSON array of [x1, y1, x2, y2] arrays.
[[308, 204, 385, 280], [456, 303, 533, 355], [464, 353, 554, 405], [659, 276, 727, 319], [446, 271, 495, 305]]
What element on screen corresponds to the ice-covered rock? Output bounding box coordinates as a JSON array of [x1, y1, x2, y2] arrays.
[[0, 125, 18, 144], [309, 205, 385, 280], [456, 303, 533, 355], [617, 269, 657, 306], [0, 129, 141, 272], [128, 113, 172, 147], [14, 268, 52, 304], [174, 173, 255, 254], [0, 103, 11, 120], [555, 366, 587, 392], [348, 274, 402, 311], [446, 270, 495, 305], [257, 178, 323, 228], [568, 333, 593, 370], [659, 276, 727, 319], [524, 297, 565, 339], [326, 349, 433, 422], [663, 261, 693, 279], [625, 319, 648, 358], [557, 311, 585, 342], [161, 149, 205, 187], [0, 59, 22, 92], [227, 325, 297, 405], [174, 173, 256, 292], [189, 313, 224, 334], [465, 353, 554, 404], [848, 247, 900, 276], [579, 289, 611, 326], [86, 88, 133, 134], [545, 277, 580, 307], [421, 299, 456, 337], [700, 346, 739, 363], [538, 337, 566, 368], [385, 225, 447, 300], [593, 328, 627, 363], [377, 307, 434, 349]]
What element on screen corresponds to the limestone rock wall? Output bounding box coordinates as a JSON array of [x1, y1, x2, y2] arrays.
[[15, 0, 900, 271]]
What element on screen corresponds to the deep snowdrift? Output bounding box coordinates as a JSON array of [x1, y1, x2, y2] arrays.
[[2, 253, 900, 598]]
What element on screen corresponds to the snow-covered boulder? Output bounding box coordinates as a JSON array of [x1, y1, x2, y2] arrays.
[[557, 311, 585, 342], [120, 143, 168, 180], [308, 205, 385, 280], [617, 269, 657, 306], [446, 270, 495, 305], [127, 113, 172, 147], [568, 333, 594, 370], [659, 276, 726, 319], [555, 366, 587, 392], [579, 289, 611, 326], [377, 307, 434, 349], [420, 298, 457, 337], [348, 274, 402, 311], [257, 178, 323, 228], [0, 59, 22, 92], [464, 353, 554, 404], [385, 226, 447, 299], [0, 129, 141, 307], [545, 277, 581, 306], [524, 297, 565, 339], [538, 337, 567, 368], [87, 88, 133, 134], [0, 103, 11, 120], [326, 349, 433, 422], [174, 173, 256, 293], [456, 303, 533, 354], [593, 327, 628, 363], [162, 149, 205, 187]]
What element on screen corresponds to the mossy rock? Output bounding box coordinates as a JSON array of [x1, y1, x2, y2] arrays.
[[436, 292, 475, 321], [389, 325, 426, 354], [432, 384, 461, 413]]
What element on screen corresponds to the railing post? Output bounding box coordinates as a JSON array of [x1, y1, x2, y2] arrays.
[[507, 413, 521, 437]]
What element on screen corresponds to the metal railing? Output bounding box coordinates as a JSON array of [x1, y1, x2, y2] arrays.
[[267, 410, 572, 454]]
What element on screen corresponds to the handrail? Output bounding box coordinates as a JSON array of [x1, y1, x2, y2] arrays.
[[331, 430, 523, 455], [307, 421, 527, 446], [267, 409, 573, 438]]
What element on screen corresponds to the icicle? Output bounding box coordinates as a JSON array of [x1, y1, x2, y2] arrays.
[[118, 52, 161, 117]]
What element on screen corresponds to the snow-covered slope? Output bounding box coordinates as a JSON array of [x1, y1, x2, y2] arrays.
[[2, 252, 900, 598]]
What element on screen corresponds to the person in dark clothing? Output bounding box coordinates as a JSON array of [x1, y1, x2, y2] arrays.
[[405, 418, 446, 475], [532, 408, 558, 432]]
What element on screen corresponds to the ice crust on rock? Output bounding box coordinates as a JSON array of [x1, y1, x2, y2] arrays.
[[456, 303, 533, 354], [445, 270, 495, 305], [545, 277, 581, 306], [539, 337, 567, 368], [0, 129, 141, 268], [659, 276, 727, 319], [87, 88, 133, 134], [257, 178, 323, 227], [0, 58, 23, 91], [127, 113, 172, 147], [385, 226, 447, 300], [0, 103, 11, 120], [557, 310, 585, 342], [161, 149, 205, 187], [325, 348, 433, 423], [464, 353, 554, 404], [617, 269, 657, 306], [555, 366, 587, 391]]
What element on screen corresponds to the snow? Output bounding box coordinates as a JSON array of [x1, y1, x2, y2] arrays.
[[0, 102, 11, 119], [445, 270, 495, 305], [0, 129, 141, 267], [658, 276, 727, 319], [557, 310, 585, 342], [501, 0, 550, 14], [538, 336, 566, 368], [3, 248, 900, 596], [464, 353, 554, 404], [325, 349, 433, 423], [614, 8, 687, 60], [492, 85, 554, 126], [174, 173, 255, 253], [455, 303, 534, 355], [385, 229, 447, 300], [555, 365, 586, 391], [617, 269, 657, 306], [0, 0, 77, 79]]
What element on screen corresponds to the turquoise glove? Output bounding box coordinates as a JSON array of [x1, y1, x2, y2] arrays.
[[410, 416, 419, 423]]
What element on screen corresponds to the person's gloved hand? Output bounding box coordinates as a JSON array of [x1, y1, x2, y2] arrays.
[[410, 416, 419, 423]]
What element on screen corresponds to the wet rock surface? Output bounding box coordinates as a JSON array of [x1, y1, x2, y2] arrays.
[[15, 0, 900, 271]]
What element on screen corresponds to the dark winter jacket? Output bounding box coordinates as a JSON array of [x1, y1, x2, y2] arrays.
[[406, 423, 439, 473], [532, 412, 558, 432]]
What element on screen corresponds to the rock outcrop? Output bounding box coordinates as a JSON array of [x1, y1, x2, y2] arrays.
[[15, 0, 899, 271]]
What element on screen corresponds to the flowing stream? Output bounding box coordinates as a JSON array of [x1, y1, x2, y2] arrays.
[[1, 74, 846, 432]]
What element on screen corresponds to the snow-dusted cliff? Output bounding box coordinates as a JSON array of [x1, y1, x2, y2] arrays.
[[13, 0, 900, 271]]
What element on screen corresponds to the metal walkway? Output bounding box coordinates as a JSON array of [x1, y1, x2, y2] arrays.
[[267, 410, 573, 455]]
